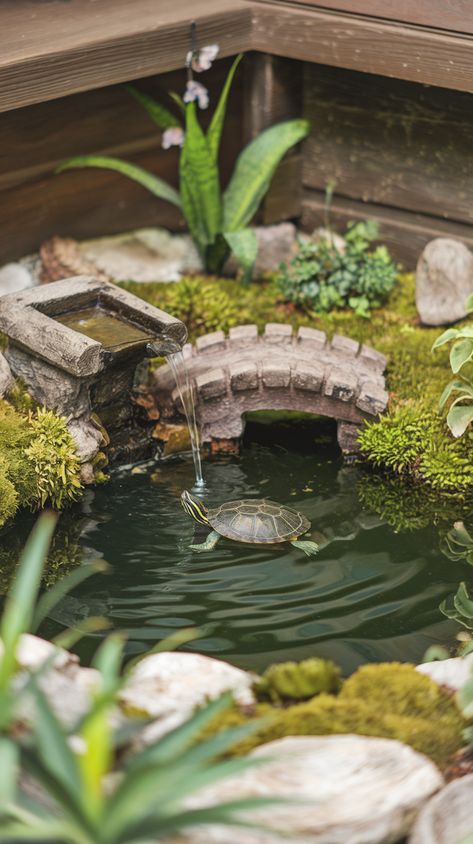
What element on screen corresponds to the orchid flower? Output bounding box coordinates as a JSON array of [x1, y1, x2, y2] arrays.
[[183, 79, 209, 109], [186, 44, 219, 73], [161, 126, 185, 149]]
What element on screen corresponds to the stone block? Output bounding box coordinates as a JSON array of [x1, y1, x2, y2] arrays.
[[229, 361, 258, 391], [359, 344, 387, 372], [325, 367, 358, 402], [356, 382, 389, 415], [292, 362, 325, 392], [196, 368, 227, 400], [195, 331, 226, 354], [330, 334, 360, 357], [416, 237, 473, 326], [262, 362, 291, 388], [229, 324, 258, 347], [296, 326, 327, 351], [263, 323, 293, 344]]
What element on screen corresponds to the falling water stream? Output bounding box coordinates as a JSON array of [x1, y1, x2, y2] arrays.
[[166, 351, 205, 491]]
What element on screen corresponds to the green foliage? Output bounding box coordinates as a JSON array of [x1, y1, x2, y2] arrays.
[[440, 581, 473, 631], [441, 521, 473, 566], [57, 54, 309, 275], [25, 408, 83, 509], [278, 221, 397, 316], [204, 662, 464, 769], [433, 320, 473, 437], [357, 474, 448, 533], [0, 516, 277, 843], [255, 657, 340, 703]]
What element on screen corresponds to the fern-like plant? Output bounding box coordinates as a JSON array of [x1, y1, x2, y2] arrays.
[[24, 408, 82, 508]]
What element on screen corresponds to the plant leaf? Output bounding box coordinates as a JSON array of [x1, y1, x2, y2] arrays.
[[207, 54, 243, 161], [450, 338, 473, 373], [431, 328, 459, 351], [125, 85, 181, 129], [223, 119, 310, 231], [29, 680, 82, 801], [56, 156, 182, 209], [453, 582, 473, 619], [224, 228, 258, 282], [439, 379, 473, 410], [179, 102, 222, 252], [447, 404, 473, 437], [0, 739, 19, 806]]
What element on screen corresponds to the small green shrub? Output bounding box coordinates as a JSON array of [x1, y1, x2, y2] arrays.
[[24, 408, 82, 509], [255, 657, 341, 703], [278, 221, 397, 316], [433, 314, 473, 437], [440, 581, 473, 631]]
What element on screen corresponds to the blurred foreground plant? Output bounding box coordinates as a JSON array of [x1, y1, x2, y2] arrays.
[[0, 513, 276, 843]]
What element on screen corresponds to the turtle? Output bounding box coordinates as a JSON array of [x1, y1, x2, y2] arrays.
[[180, 490, 319, 557]]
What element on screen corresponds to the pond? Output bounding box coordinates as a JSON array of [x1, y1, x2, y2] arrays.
[[1, 417, 467, 675]]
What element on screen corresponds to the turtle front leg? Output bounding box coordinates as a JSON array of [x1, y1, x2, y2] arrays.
[[189, 530, 221, 553], [290, 539, 319, 558]]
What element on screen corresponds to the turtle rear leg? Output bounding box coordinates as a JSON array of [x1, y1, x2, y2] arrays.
[[189, 530, 220, 553], [290, 539, 319, 558]]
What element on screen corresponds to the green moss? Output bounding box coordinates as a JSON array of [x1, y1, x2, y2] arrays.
[[25, 408, 82, 509], [256, 657, 341, 703]]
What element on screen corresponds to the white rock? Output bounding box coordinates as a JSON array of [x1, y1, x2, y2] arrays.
[[416, 238, 473, 326], [0, 352, 13, 397], [409, 774, 473, 844], [67, 416, 103, 463], [121, 651, 255, 742], [416, 653, 473, 690], [78, 228, 202, 282], [0, 262, 34, 296], [162, 735, 443, 844]]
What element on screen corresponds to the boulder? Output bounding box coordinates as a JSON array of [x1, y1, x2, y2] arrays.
[[409, 774, 473, 844], [225, 223, 297, 278], [416, 653, 473, 690], [0, 352, 13, 397], [162, 735, 443, 844], [416, 238, 473, 326], [67, 415, 104, 463], [0, 262, 34, 296]]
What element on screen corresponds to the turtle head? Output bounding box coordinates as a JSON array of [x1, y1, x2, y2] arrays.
[[181, 490, 210, 526]]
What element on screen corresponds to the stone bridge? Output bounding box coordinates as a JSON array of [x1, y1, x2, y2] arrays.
[[153, 323, 389, 455]]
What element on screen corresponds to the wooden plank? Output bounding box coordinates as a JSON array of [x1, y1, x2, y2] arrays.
[[0, 0, 251, 113], [251, 2, 473, 95], [302, 64, 473, 227], [301, 189, 473, 269], [253, 0, 473, 36]]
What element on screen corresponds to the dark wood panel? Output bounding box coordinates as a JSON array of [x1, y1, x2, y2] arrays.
[[0, 0, 250, 113], [301, 189, 473, 269], [251, 3, 473, 94], [254, 0, 473, 36], [302, 64, 473, 226]]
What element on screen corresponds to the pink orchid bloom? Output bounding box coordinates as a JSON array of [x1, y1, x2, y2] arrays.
[[183, 80, 209, 109], [186, 43, 219, 73], [161, 126, 185, 149]]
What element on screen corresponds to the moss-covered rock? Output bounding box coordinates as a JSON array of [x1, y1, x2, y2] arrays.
[[255, 657, 340, 703]]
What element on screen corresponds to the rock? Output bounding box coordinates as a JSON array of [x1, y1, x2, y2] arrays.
[[152, 422, 191, 455], [225, 223, 297, 278], [121, 652, 256, 743], [409, 774, 473, 844], [416, 238, 473, 326], [312, 226, 347, 253], [0, 262, 34, 295], [416, 653, 473, 690], [0, 352, 13, 396], [67, 415, 104, 463], [162, 735, 443, 844]]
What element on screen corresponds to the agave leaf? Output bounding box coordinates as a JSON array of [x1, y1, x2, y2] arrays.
[[431, 328, 459, 351], [179, 102, 222, 253], [224, 228, 258, 282], [447, 403, 473, 437], [223, 119, 310, 231], [207, 54, 243, 160], [56, 156, 182, 209], [125, 85, 181, 129]]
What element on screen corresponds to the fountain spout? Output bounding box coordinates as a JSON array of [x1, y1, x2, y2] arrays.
[[146, 337, 183, 357]]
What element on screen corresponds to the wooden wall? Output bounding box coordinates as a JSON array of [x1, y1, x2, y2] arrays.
[[0, 58, 244, 263], [301, 64, 473, 268]]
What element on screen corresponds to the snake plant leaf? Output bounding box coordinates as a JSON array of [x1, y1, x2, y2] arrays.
[[207, 54, 243, 161], [224, 228, 258, 282], [447, 403, 473, 437], [450, 338, 473, 373], [179, 102, 222, 251], [56, 156, 182, 209], [223, 119, 310, 231], [125, 85, 181, 129], [431, 328, 459, 350]]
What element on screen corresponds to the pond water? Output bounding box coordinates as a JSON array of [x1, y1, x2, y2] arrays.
[[1, 417, 468, 676]]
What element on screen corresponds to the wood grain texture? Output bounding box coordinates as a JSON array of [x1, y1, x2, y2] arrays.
[[301, 189, 473, 269], [251, 3, 473, 94], [253, 0, 473, 36], [302, 64, 473, 226], [0, 0, 251, 113]]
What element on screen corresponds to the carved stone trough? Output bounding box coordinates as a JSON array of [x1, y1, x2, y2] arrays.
[[0, 276, 187, 475]]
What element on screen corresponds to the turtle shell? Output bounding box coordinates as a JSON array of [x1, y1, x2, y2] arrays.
[[207, 498, 310, 544]]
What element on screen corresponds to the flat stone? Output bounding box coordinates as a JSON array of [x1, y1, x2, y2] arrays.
[[0, 262, 34, 296], [330, 334, 360, 357], [359, 344, 387, 373], [356, 381, 389, 415], [409, 774, 473, 844], [196, 368, 227, 400], [325, 367, 358, 402], [122, 652, 255, 743], [0, 352, 13, 397], [416, 238, 473, 326], [297, 325, 327, 351], [161, 735, 443, 844], [263, 323, 293, 344], [293, 361, 325, 392], [230, 361, 259, 391], [261, 362, 291, 388], [229, 324, 258, 347], [416, 653, 473, 690], [196, 331, 226, 354]]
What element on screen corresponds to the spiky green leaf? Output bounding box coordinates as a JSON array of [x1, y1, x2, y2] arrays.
[[224, 228, 258, 282], [56, 156, 182, 208], [125, 85, 181, 129], [207, 54, 243, 160], [179, 102, 222, 252]]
